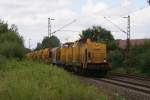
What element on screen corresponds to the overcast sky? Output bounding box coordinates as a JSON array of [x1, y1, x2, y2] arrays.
[[0, 0, 150, 48]]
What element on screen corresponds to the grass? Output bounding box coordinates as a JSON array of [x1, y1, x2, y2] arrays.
[[0, 60, 106, 100]]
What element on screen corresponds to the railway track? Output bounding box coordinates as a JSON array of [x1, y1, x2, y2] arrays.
[[90, 74, 150, 94], [79, 73, 150, 100], [109, 73, 150, 82]]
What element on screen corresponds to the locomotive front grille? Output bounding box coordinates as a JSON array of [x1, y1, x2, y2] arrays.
[[92, 52, 105, 63]]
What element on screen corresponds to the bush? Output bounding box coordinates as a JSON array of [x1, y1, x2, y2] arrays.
[[0, 41, 25, 59], [0, 32, 23, 45], [0, 55, 6, 70], [108, 49, 124, 68], [0, 20, 25, 59], [139, 49, 150, 75], [0, 20, 8, 35], [111, 41, 150, 76]]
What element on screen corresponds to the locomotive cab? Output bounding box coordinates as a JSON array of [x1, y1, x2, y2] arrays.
[[81, 39, 110, 74], [86, 39, 107, 64]]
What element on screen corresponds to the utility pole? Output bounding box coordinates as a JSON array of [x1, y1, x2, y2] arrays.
[[104, 16, 131, 61], [29, 39, 31, 49], [123, 15, 130, 59], [148, 0, 150, 5], [48, 18, 55, 37]]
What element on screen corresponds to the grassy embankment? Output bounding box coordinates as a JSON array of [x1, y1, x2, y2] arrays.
[[0, 59, 106, 100]]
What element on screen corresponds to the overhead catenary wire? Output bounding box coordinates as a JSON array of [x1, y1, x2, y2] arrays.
[[128, 6, 149, 15], [104, 17, 127, 34], [60, 30, 80, 32], [103, 1, 149, 19], [51, 19, 77, 35]]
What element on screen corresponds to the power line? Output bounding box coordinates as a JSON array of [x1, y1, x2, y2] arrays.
[[60, 30, 80, 32], [104, 17, 127, 34], [104, 16, 131, 60], [51, 19, 76, 35], [103, 4, 149, 19], [128, 6, 149, 15]]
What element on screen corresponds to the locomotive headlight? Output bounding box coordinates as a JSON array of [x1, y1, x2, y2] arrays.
[[88, 60, 91, 62], [104, 58, 106, 62]]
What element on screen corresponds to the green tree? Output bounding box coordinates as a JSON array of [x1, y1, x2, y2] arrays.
[[34, 42, 42, 50], [140, 49, 150, 75], [10, 24, 18, 33], [128, 40, 150, 67], [41, 36, 60, 49], [25, 48, 31, 53], [0, 20, 25, 59], [0, 20, 9, 36], [80, 26, 117, 50], [108, 49, 124, 68]]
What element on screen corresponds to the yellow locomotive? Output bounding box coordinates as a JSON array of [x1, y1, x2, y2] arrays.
[[26, 38, 110, 75]]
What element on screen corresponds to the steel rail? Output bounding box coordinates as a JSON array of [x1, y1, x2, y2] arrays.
[[92, 78, 150, 94]]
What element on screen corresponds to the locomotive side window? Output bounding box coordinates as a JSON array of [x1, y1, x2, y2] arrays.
[[49, 52, 52, 58], [88, 52, 91, 60]]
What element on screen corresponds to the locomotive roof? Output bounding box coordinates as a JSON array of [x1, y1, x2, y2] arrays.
[[63, 42, 74, 45]]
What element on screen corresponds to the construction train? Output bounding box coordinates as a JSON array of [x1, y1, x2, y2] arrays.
[[26, 38, 111, 75]]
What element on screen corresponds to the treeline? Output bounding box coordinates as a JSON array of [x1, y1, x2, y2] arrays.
[[0, 19, 61, 61], [109, 42, 150, 76], [127, 42, 150, 75], [0, 20, 25, 60], [35, 36, 60, 51]]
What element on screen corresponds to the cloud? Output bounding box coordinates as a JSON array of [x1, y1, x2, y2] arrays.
[[131, 7, 150, 38], [82, 0, 108, 15], [0, 0, 149, 49], [0, 0, 77, 48], [121, 0, 131, 7]]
